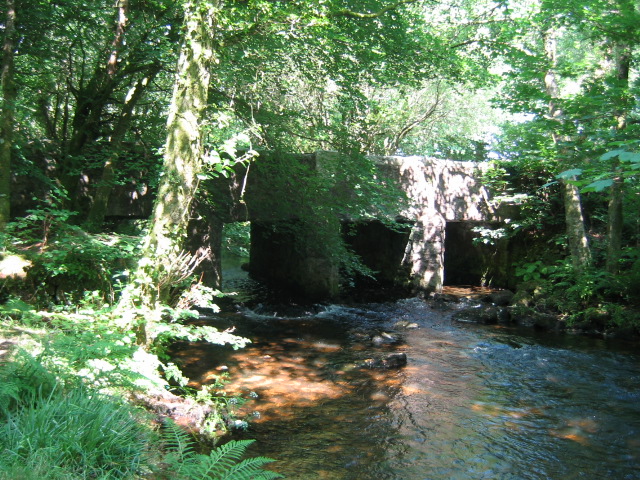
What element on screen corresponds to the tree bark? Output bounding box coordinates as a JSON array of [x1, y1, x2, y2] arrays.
[[86, 64, 161, 230], [563, 181, 592, 269], [0, 0, 16, 230], [605, 42, 631, 274], [606, 174, 624, 273], [117, 0, 218, 333], [543, 29, 591, 271]]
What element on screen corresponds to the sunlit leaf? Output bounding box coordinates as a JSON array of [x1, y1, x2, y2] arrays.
[[599, 150, 624, 161], [583, 179, 614, 192], [556, 168, 583, 179]]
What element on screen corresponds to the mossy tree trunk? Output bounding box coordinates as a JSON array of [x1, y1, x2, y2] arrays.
[[117, 0, 218, 336], [0, 0, 16, 230], [562, 181, 592, 270]]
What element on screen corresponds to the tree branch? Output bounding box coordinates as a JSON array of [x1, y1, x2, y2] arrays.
[[331, 0, 418, 19]]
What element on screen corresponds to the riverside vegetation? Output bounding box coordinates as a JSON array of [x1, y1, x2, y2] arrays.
[[0, 211, 282, 479], [2, 0, 640, 478]]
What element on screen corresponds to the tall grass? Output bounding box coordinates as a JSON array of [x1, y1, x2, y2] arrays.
[[0, 384, 153, 479]]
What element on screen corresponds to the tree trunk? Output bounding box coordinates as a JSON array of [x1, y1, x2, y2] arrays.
[[543, 29, 591, 270], [563, 181, 592, 270], [605, 43, 631, 274], [606, 174, 624, 273], [117, 0, 217, 338], [86, 64, 161, 230], [185, 204, 223, 289], [0, 0, 16, 230]]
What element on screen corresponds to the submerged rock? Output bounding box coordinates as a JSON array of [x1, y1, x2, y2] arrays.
[[393, 320, 419, 330], [361, 352, 408, 369], [371, 332, 400, 346], [452, 305, 509, 325]]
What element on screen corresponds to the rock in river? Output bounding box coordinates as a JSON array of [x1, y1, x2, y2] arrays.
[[361, 352, 408, 369]]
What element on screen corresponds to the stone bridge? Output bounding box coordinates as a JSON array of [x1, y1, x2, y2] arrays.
[[109, 151, 511, 300]]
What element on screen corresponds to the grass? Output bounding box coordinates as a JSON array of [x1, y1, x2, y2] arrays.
[[0, 353, 153, 479]]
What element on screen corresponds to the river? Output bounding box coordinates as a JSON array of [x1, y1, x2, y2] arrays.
[[171, 261, 640, 480]]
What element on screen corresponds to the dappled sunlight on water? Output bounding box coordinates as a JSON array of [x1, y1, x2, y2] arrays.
[[171, 298, 640, 479]]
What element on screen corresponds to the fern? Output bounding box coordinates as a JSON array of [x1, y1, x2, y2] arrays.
[[215, 452, 284, 480], [0, 380, 21, 417], [0, 351, 57, 418], [197, 439, 253, 477], [159, 421, 283, 479], [160, 417, 196, 465]]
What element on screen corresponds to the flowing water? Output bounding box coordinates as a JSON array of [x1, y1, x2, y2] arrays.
[[171, 262, 640, 480]]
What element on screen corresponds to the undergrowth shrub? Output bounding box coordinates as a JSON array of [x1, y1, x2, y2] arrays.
[[0, 352, 57, 418], [0, 354, 153, 480], [2, 200, 139, 306], [0, 354, 283, 480], [23, 231, 138, 306], [518, 257, 640, 330]]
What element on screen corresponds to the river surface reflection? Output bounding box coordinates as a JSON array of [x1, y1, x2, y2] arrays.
[[172, 283, 640, 479]]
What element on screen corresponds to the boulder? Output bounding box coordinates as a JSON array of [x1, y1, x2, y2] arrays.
[[507, 306, 560, 331], [452, 305, 506, 325], [510, 290, 533, 307], [429, 293, 460, 310], [487, 289, 514, 306]]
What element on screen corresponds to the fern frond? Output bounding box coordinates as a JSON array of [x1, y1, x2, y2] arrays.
[[158, 427, 283, 480], [177, 439, 283, 480], [0, 381, 21, 416], [217, 455, 283, 480], [197, 439, 255, 478], [160, 418, 195, 463], [0, 351, 57, 416]]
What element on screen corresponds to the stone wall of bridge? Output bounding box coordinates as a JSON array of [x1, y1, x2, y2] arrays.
[[104, 151, 509, 299], [241, 152, 506, 299], [371, 155, 499, 293]]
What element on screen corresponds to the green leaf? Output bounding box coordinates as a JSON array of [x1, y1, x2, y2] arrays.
[[619, 151, 640, 163], [599, 149, 624, 161], [583, 179, 614, 192], [556, 168, 583, 180]]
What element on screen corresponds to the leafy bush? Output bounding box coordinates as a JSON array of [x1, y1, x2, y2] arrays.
[[23, 231, 138, 305], [2, 198, 139, 306], [223, 222, 251, 258], [521, 257, 640, 330]]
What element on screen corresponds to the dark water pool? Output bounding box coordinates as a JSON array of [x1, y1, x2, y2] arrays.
[[172, 294, 640, 480]]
